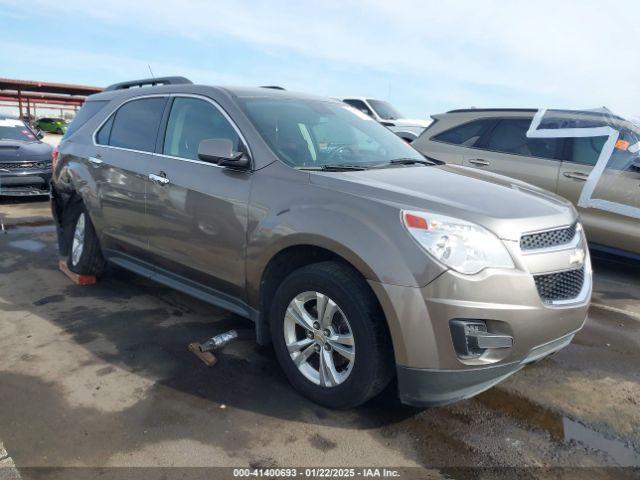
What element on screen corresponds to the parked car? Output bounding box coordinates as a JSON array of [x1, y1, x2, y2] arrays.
[[35, 117, 68, 135], [412, 108, 640, 259], [0, 116, 53, 196], [339, 97, 431, 142], [51, 78, 591, 408]]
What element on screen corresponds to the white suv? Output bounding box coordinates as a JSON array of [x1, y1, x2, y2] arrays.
[[339, 97, 431, 142]]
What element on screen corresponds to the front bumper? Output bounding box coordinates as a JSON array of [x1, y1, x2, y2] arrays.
[[0, 171, 52, 196], [396, 329, 577, 406], [369, 241, 591, 406]]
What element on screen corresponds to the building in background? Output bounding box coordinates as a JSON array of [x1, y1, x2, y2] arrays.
[[0, 78, 102, 126]]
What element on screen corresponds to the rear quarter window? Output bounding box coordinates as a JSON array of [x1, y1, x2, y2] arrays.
[[63, 100, 109, 139], [433, 119, 495, 147]]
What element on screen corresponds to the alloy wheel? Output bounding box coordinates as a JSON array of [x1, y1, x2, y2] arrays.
[[283, 291, 355, 387], [71, 213, 85, 266]]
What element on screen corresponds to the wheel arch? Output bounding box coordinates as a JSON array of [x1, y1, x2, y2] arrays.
[[253, 242, 391, 351]]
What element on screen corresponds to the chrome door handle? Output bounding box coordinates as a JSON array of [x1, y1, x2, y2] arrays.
[[563, 171, 588, 181], [149, 173, 170, 185], [88, 156, 103, 166], [468, 159, 490, 166]]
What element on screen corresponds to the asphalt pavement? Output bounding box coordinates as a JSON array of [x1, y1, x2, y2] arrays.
[[0, 198, 638, 479]]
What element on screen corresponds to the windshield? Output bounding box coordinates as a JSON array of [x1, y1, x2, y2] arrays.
[[0, 119, 36, 141], [238, 99, 423, 168], [367, 99, 404, 120]]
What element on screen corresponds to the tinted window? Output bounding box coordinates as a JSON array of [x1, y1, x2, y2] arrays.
[[570, 130, 640, 172], [108, 97, 166, 152], [485, 119, 562, 160], [570, 136, 607, 166], [343, 99, 373, 116], [367, 99, 404, 120], [96, 115, 114, 145], [434, 119, 494, 147], [163, 97, 240, 160], [64, 100, 108, 139]]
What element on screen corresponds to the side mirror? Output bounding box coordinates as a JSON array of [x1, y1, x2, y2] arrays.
[[36, 129, 44, 140], [198, 138, 250, 169]]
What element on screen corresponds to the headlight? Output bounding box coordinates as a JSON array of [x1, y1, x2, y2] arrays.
[[402, 210, 514, 274]]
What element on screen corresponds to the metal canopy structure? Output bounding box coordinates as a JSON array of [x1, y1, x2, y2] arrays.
[[0, 78, 103, 121]]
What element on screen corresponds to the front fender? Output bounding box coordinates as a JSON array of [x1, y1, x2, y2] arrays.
[[245, 198, 445, 309]]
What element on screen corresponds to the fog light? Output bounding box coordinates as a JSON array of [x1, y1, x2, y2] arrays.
[[450, 320, 513, 358]]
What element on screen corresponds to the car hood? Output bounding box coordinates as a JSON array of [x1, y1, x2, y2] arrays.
[[0, 140, 52, 161], [309, 164, 576, 241]]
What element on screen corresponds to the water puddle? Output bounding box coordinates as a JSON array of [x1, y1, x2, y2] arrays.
[[562, 417, 640, 467], [477, 388, 640, 466], [7, 239, 47, 252]]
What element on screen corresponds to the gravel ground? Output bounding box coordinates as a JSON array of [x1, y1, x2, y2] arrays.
[[0, 198, 638, 479]]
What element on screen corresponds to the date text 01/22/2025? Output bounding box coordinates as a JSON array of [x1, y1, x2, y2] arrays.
[[232, 467, 401, 477]]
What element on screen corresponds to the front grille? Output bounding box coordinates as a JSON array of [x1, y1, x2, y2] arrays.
[[534, 267, 585, 303], [0, 161, 51, 171], [520, 223, 577, 251]]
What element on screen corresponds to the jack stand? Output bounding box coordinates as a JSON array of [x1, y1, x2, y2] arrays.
[[58, 259, 97, 285], [189, 329, 253, 367]]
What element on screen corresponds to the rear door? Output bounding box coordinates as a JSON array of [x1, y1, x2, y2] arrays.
[[144, 95, 252, 301], [558, 135, 640, 253], [463, 118, 564, 193], [92, 96, 168, 259]]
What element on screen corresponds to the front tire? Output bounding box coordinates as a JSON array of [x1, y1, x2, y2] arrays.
[[63, 203, 105, 276], [270, 262, 394, 408]]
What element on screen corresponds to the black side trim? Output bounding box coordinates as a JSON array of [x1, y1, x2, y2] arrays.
[[589, 243, 640, 262], [104, 250, 258, 322]]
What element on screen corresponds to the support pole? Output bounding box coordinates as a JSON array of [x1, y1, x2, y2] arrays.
[[17, 89, 23, 119]]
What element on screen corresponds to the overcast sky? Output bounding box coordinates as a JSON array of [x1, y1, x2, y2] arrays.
[[0, 0, 638, 120]]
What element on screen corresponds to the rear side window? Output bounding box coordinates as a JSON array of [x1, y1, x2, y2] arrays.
[[64, 100, 108, 139], [483, 119, 563, 160], [163, 97, 240, 160], [105, 97, 166, 152], [433, 119, 494, 147], [569, 136, 608, 166]]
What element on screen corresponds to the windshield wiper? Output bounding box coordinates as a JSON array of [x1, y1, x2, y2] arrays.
[[370, 158, 438, 168], [391, 158, 434, 165], [298, 164, 368, 171]]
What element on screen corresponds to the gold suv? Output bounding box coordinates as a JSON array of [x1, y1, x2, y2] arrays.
[[413, 109, 640, 258]]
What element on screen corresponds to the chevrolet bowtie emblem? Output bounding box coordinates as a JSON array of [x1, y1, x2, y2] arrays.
[[569, 248, 585, 265]]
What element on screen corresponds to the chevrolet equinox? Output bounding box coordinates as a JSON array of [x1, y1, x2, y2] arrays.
[[51, 77, 592, 408]]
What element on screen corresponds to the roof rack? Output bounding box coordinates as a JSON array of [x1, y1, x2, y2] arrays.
[[260, 85, 286, 90], [446, 108, 537, 114], [105, 76, 193, 91], [445, 107, 627, 122]]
